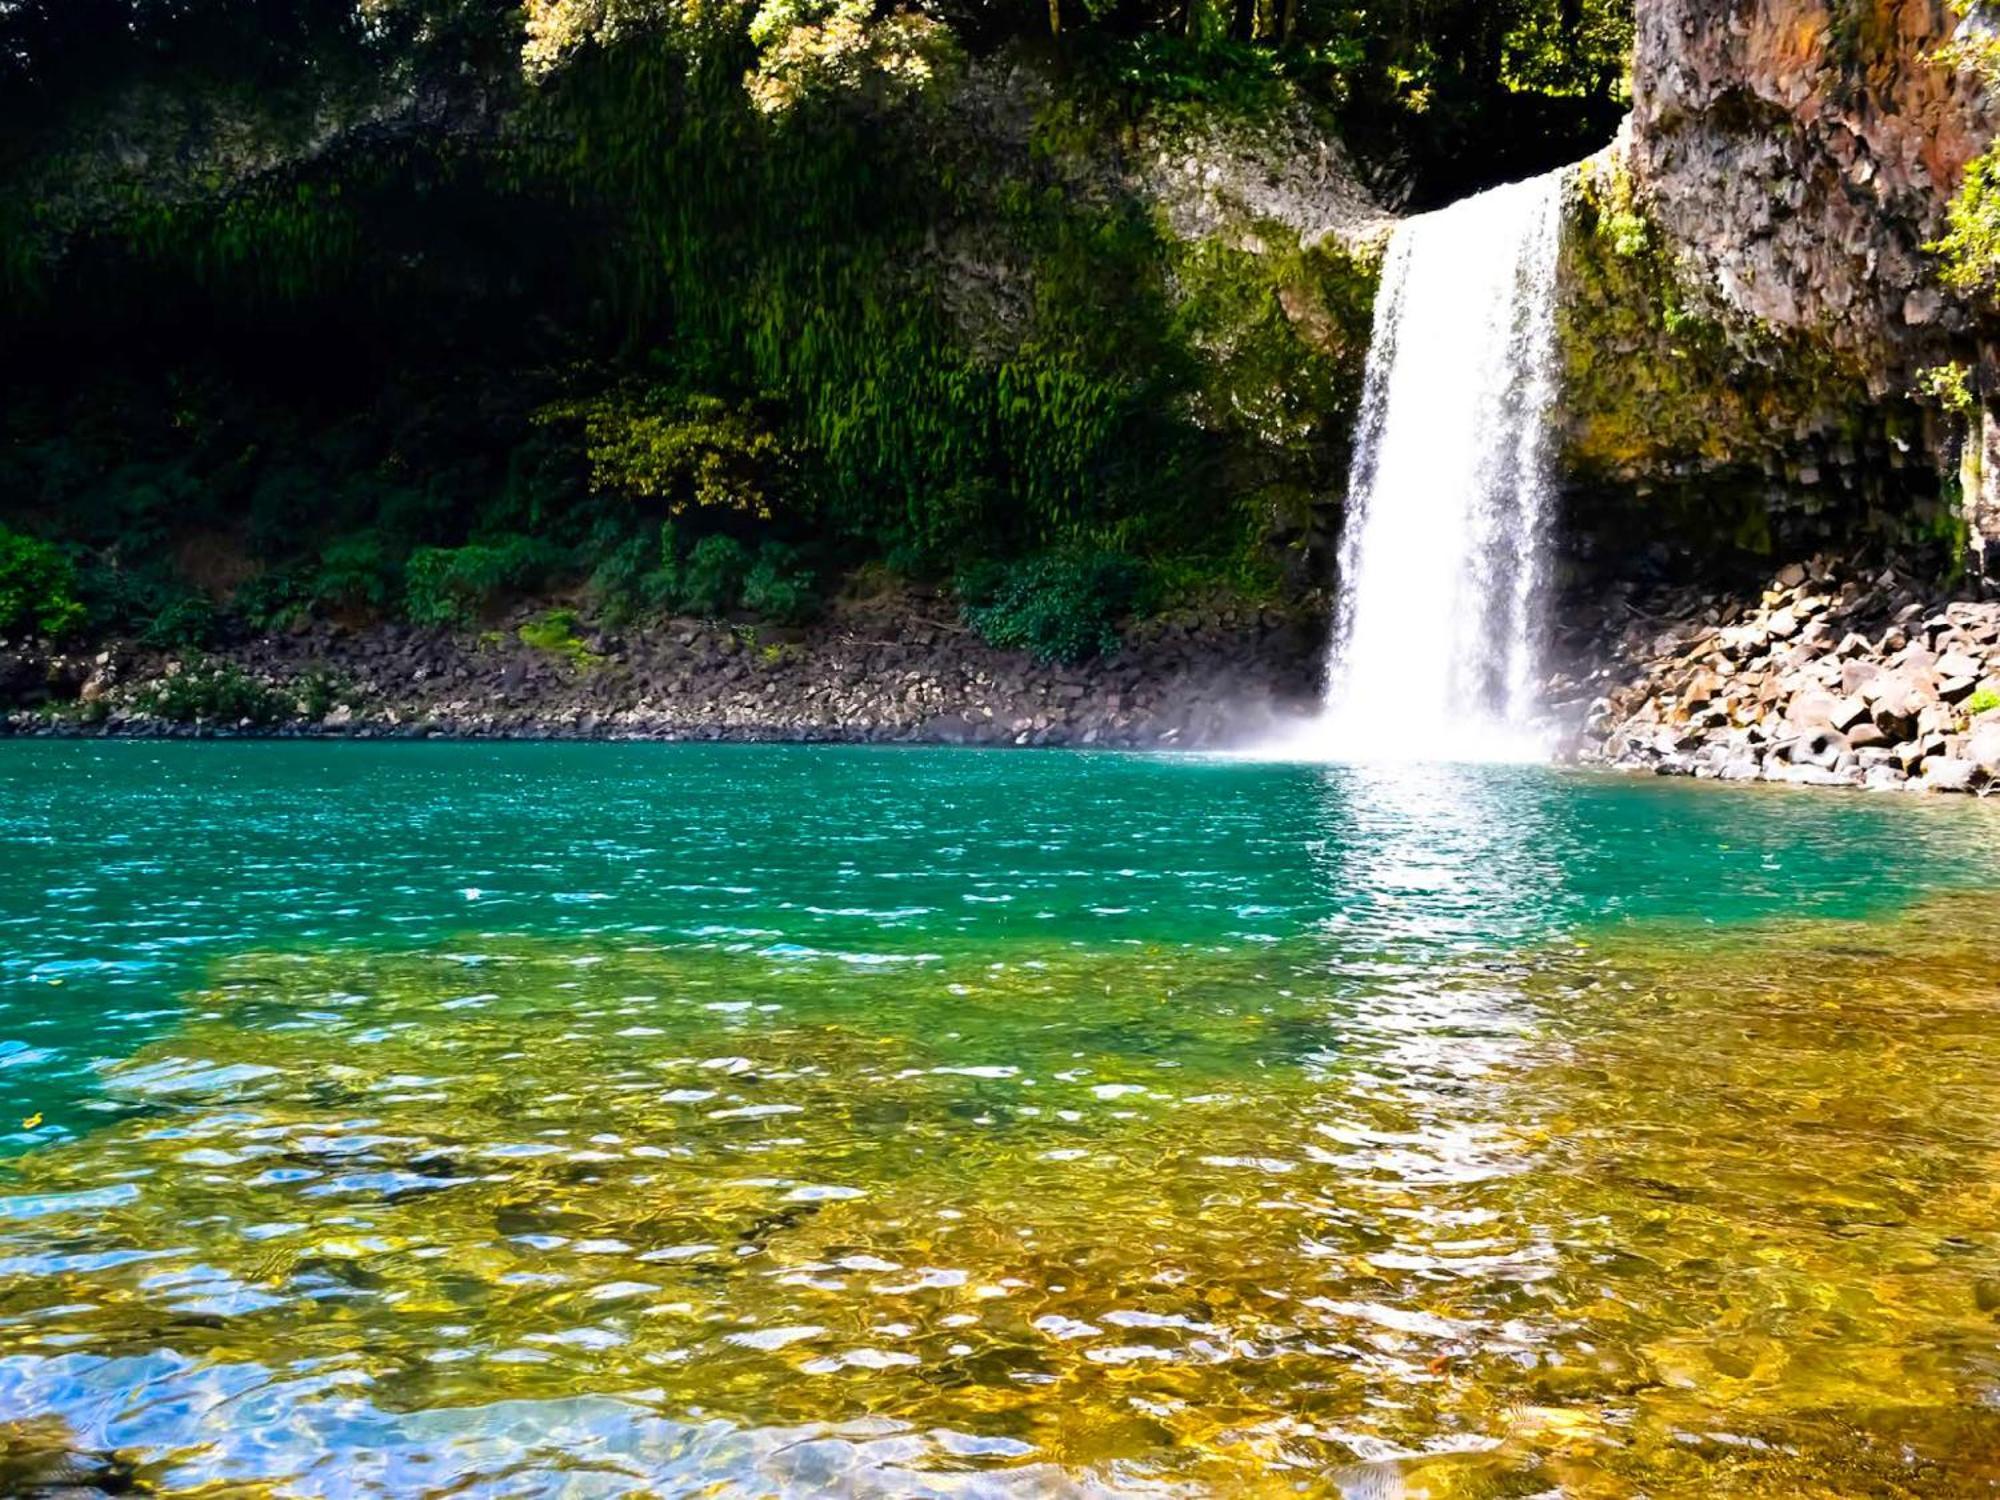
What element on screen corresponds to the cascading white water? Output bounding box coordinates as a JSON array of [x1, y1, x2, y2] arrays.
[[1319, 170, 1564, 761]]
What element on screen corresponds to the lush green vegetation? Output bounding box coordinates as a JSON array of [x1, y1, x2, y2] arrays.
[[0, 524, 84, 638], [1933, 36, 2000, 304], [0, 0, 1631, 653], [959, 549, 1149, 661]]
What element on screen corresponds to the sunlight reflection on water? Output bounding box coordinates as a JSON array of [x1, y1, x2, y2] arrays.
[[2, 745, 2000, 1496]]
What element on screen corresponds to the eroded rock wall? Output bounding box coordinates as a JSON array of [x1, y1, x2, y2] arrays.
[[1553, 0, 2000, 588], [1629, 0, 1997, 383], [1553, 143, 1947, 585]]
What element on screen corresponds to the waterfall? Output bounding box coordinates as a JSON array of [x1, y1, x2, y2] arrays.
[[1319, 170, 1564, 761]]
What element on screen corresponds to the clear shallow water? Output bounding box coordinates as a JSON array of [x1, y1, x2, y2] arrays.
[[3, 744, 2000, 1496]]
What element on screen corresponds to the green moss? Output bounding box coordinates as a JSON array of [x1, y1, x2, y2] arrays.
[[516, 607, 602, 670], [1558, 155, 1871, 480], [1549, 154, 1958, 574]]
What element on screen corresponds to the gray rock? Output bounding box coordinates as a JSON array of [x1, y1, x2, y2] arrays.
[[1786, 726, 1849, 770], [1923, 758, 1986, 793], [1967, 720, 2000, 778]]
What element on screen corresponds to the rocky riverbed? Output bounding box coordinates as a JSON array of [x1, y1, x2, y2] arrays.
[[0, 590, 1324, 750], [1558, 555, 2000, 793]]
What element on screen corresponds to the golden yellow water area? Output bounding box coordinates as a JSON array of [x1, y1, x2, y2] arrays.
[[4, 893, 2000, 1497]]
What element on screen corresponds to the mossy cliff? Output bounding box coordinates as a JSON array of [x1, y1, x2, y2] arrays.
[[1552, 144, 1945, 582], [1551, 0, 2000, 588], [0, 20, 1404, 651]]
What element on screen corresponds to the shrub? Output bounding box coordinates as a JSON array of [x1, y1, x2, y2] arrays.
[[313, 533, 400, 616], [232, 567, 311, 630], [678, 535, 752, 616], [635, 520, 687, 611], [405, 535, 563, 626], [741, 541, 819, 624], [75, 559, 176, 639], [585, 532, 655, 624], [537, 387, 791, 520], [0, 525, 84, 639], [950, 558, 1009, 609], [1968, 687, 2000, 719], [963, 549, 1146, 664], [140, 591, 218, 650], [137, 659, 287, 725], [294, 666, 357, 719]]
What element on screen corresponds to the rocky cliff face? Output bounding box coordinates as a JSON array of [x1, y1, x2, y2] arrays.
[[1552, 0, 2000, 586], [1543, 0, 2000, 794], [1628, 0, 1997, 383]]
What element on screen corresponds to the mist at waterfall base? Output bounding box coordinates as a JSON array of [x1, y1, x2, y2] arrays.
[[1261, 170, 1566, 765]]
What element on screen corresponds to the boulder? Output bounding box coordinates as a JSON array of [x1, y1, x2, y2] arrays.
[[1923, 758, 1986, 794], [1786, 726, 1849, 771], [1968, 720, 2000, 779], [1837, 657, 1879, 696], [1863, 764, 1909, 791], [1681, 669, 1723, 709], [1867, 672, 1932, 738], [1893, 739, 1932, 774], [1917, 702, 1958, 739], [1785, 691, 1844, 731], [1937, 650, 1983, 683]]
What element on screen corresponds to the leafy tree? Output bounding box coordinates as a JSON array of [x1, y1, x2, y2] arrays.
[[538, 388, 793, 520]]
